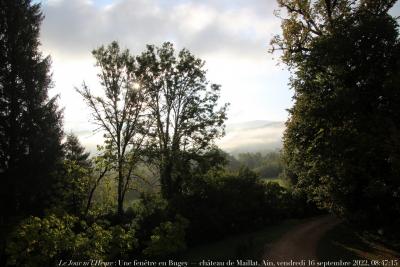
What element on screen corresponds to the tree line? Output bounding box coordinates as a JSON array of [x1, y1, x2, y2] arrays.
[[225, 151, 284, 178]]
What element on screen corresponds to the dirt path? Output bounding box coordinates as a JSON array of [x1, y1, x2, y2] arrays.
[[263, 215, 341, 265]]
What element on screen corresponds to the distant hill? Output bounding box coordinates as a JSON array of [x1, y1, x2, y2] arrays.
[[217, 120, 285, 155]]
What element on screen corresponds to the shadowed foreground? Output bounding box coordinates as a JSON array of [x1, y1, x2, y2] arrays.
[[263, 215, 340, 263]]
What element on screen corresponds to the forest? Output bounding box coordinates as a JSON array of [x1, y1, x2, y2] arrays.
[[0, 0, 399, 266]]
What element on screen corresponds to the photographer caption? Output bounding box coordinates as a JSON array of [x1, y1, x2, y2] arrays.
[[58, 259, 399, 267]]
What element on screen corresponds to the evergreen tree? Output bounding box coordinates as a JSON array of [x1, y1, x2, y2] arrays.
[[58, 133, 91, 215], [0, 0, 64, 218], [64, 133, 90, 167]]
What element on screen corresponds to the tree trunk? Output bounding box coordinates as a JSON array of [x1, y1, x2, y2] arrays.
[[85, 187, 96, 216], [117, 167, 124, 217], [160, 160, 173, 199]]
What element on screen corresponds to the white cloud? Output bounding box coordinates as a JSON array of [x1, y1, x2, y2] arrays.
[[40, 0, 281, 59]]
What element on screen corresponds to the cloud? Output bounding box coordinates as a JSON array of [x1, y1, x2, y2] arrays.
[[40, 0, 281, 61]]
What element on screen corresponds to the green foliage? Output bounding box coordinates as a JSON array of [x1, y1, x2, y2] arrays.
[[274, 0, 400, 230], [54, 159, 90, 215], [143, 215, 189, 258], [6, 214, 77, 267], [109, 225, 138, 259], [88, 175, 118, 216], [71, 222, 138, 260], [127, 194, 171, 250], [83, 151, 114, 217], [6, 214, 138, 266], [263, 182, 292, 217], [73, 222, 113, 259], [130, 193, 169, 221], [53, 134, 111, 216]]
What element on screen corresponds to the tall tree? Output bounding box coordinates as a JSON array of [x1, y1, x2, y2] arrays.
[[272, 0, 400, 229], [0, 0, 64, 218], [135, 42, 228, 199], [77, 42, 148, 217]]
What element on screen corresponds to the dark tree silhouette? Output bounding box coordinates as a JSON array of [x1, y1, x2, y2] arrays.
[[136, 42, 228, 200], [0, 0, 64, 218], [273, 0, 400, 230]]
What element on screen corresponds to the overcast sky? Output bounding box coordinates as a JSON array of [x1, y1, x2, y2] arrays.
[[37, 0, 400, 151]]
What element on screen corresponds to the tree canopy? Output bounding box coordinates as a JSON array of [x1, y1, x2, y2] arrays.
[[274, 0, 400, 229], [136, 42, 229, 199]]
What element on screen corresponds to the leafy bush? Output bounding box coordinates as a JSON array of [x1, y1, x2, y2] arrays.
[[72, 222, 113, 260], [143, 215, 189, 258], [108, 225, 138, 259], [6, 214, 77, 267], [128, 193, 170, 248], [6, 214, 138, 266]]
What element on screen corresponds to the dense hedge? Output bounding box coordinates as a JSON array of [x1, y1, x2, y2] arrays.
[[173, 168, 319, 245]]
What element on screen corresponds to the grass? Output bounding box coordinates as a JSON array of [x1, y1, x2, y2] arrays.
[[317, 223, 400, 262], [180, 218, 307, 261]]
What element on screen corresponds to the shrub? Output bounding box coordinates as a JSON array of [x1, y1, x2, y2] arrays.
[[6, 214, 77, 267], [142, 215, 189, 258], [72, 222, 113, 260], [6, 213, 138, 266], [129, 193, 170, 249], [109, 225, 138, 259]]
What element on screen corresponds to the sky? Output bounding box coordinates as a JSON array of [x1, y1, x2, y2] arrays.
[[37, 0, 400, 152]]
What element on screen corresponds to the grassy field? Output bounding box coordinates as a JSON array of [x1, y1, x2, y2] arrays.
[[317, 223, 400, 261], [180, 218, 307, 261]]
